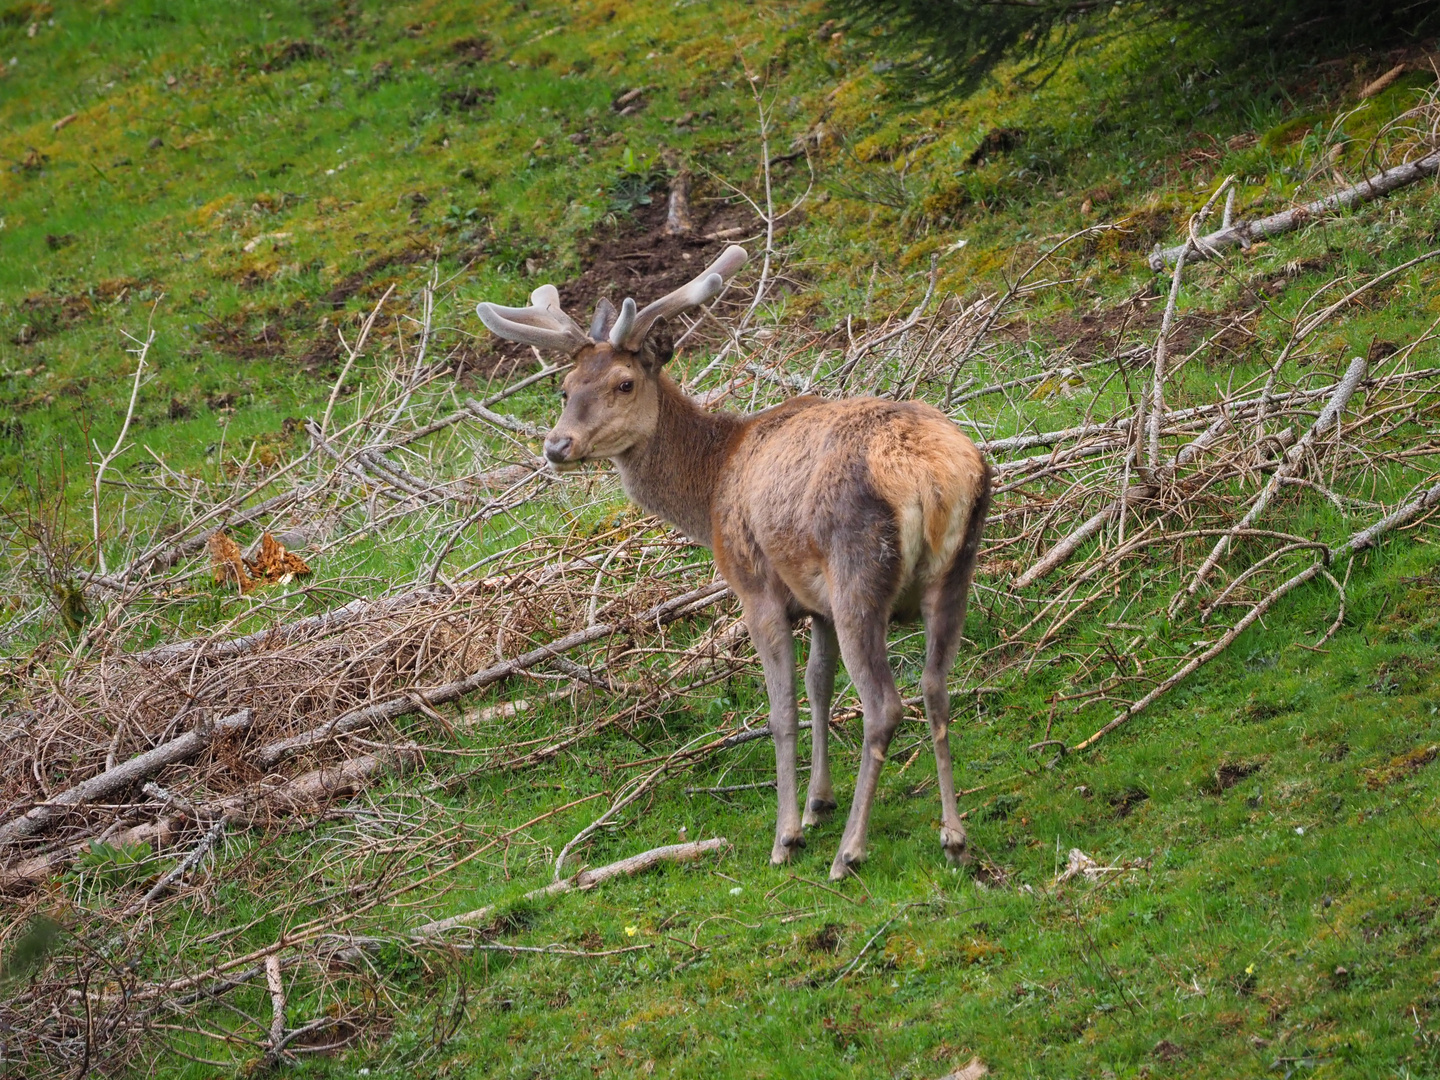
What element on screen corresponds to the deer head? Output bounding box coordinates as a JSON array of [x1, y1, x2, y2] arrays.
[[476, 245, 747, 468]]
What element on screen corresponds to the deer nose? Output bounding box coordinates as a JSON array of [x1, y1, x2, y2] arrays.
[[544, 435, 574, 464]]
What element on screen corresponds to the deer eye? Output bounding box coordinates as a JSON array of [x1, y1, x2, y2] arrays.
[[559, 389, 568, 401], [617, 380, 634, 394]]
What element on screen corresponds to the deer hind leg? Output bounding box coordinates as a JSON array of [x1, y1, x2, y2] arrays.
[[743, 591, 804, 865], [921, 490, 989, 867], [802, 615, 839, 828], [829, 611, 903, 880], [921, 583, 972, 867]]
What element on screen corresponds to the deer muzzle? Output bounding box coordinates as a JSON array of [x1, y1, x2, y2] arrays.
[[543, 432, 582, 471]]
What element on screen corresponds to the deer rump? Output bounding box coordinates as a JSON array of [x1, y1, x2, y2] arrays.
[[713, 396, 988, 626]]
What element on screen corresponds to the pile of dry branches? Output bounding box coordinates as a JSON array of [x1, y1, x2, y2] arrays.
[[1, 86, 1438, 1076]]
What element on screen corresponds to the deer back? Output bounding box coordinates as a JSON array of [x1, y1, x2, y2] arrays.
[[712, 398, 987, 619]]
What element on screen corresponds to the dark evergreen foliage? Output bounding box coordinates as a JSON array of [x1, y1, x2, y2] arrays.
[[827, 0, 1440, 97]]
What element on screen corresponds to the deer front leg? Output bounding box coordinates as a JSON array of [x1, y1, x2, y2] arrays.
[[802, 615, 839, 828], [745, 597, 803, 865]]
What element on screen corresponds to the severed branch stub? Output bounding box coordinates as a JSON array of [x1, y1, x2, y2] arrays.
[[263, 954, 286, 1066], [934, 1060, 989, 1080], [665, 169, 695, 236]]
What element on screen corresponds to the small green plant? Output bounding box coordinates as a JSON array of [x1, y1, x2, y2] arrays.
[[607, 171, 658, 216], [76, 840, 154, 889]]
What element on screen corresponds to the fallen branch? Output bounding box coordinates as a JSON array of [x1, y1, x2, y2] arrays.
[[685, 780, 777, 795], [307, 421, 412, 504], [255, 581, 732, 768], [1185, 354, 1368, 602], [1, 746, 421, 892], [1075, 561, 1326, 752], [1013, 485, 1154, 590], [0, 710, 252, 848], [464, 398, 547, 439], [409, 837, 730, 938], [1074, 474, 1440, 752], [327, 937, 652, 960], [135, 586, 453, 666], [983, 363, 1440, 461], [354, 449, 454, 504], [1149, 149, 1440, 269], [943, 223, 1116, 405], [130, 815, 228, 910]]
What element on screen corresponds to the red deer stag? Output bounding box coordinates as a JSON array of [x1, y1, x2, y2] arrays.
[[476, 246, 991, 879]]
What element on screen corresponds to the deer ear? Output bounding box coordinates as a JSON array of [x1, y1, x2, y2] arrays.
[[639, 318, 674, 370]]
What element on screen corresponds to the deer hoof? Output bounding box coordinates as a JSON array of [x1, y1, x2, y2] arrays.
[[940, 826, 970, 866], [828, 847, 865, 881], [802, 797, 837, 828], [770, 831, 805, 865]]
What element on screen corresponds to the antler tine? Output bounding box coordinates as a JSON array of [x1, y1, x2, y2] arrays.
[[610, 244, 748, 350], [476, 283, 588, 354]]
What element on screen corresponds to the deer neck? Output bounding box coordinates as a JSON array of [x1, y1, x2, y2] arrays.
[[612, 373, 742, 548]]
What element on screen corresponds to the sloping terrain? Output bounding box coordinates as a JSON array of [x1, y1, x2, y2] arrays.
[[2, 2, 1440, 1078]]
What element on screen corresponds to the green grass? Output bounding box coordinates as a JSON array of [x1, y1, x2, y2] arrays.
[[3, 1, 1440, 1077], [124, 537, 1440, 1078]]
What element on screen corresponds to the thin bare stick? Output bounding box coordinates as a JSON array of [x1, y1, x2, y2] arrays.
[[382, 269, 436, 432], [944, 222, 1116, 406], [320, 284, 395, 437], [1145, 177, 1232, 475], [92, 320, 155, 575]]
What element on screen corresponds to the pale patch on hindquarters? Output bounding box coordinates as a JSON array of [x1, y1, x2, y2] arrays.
[[865, 403, 986, 599]]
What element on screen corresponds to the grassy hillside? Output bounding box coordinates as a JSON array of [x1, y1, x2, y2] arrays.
[[3, 2, 1440, 1078]]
